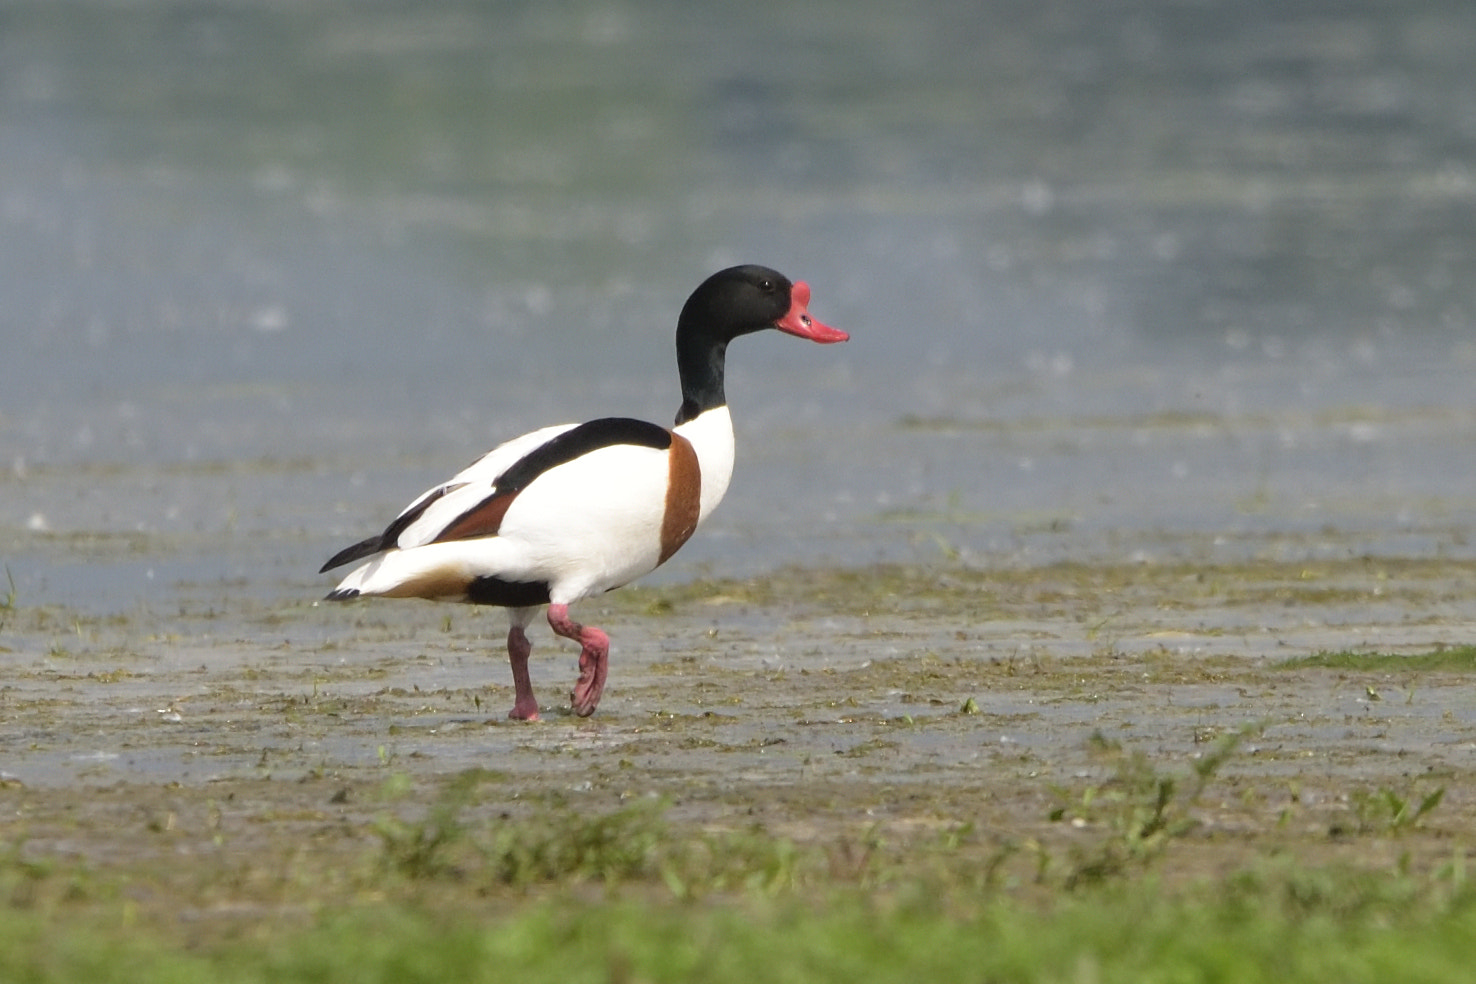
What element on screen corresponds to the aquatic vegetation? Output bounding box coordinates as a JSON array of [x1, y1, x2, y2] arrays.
[[1278, 646, 1476, 673]]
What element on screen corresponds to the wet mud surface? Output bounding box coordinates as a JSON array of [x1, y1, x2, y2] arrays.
[[4, 552, 1474, 916]]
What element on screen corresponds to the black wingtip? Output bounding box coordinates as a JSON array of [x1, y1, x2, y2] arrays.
[[324, 588, 361, 602], [319, 534, 386, 574]]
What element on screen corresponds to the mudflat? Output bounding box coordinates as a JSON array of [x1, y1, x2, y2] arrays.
[[3, 553, 1471, 931]]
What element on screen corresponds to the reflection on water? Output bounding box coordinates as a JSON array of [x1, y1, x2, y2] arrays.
[[2, 1, 1475, 611]]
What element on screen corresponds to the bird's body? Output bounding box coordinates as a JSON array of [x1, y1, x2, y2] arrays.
[[321, 265, 846, 719], [323, 408, 733, 607]]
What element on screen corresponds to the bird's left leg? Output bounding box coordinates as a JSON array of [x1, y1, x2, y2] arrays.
[[547, 602, 609, 717]]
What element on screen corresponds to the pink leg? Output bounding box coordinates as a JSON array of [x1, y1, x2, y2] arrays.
[[547, 603, 610, 717], [506, 623, 540, 721]]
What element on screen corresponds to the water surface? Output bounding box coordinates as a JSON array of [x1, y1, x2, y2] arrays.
[[3, 0, 1475, 615]]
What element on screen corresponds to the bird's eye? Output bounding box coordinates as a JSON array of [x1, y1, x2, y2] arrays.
[[758, 278, 774, 292]]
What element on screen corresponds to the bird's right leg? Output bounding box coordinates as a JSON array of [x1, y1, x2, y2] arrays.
[[547, 603, 609, 717]]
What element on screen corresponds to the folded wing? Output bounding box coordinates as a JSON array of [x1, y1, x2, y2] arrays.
[[320, 417, 676, 573]]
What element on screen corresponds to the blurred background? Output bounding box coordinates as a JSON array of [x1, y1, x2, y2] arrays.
[[2, 0, 1475, 613]]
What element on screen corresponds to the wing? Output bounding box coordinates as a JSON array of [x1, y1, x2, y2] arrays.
[[319, 422, 577, 573], [320, 418, 673, 572]]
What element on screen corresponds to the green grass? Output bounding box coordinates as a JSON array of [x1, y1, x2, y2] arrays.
[[1048, 725, 1259, 887], [1278, 645, 1476, 672], [2, 865, 1475, 984], [2, 755, 1473, 984]]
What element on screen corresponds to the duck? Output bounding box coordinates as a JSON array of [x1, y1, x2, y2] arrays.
[[319, 264, 848, 720]]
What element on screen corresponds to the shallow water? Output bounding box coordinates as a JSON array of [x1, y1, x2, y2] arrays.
[[3, 0, 1476, 618]]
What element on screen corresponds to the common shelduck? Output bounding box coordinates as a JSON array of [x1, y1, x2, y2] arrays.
[[319, 265, 848, 720]]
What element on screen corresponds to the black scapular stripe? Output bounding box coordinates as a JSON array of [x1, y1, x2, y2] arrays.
[[492, 417, 671, 494], [432, 416, 672, 547]]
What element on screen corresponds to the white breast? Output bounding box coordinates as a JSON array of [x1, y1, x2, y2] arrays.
[[674, 405, 735, 526]]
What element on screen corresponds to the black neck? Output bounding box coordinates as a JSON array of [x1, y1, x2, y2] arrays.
[[671, 264, 794, 426], [675, 333, 729, 425]]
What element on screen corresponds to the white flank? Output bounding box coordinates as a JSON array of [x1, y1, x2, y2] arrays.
[[494, 441, 673, 599]]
